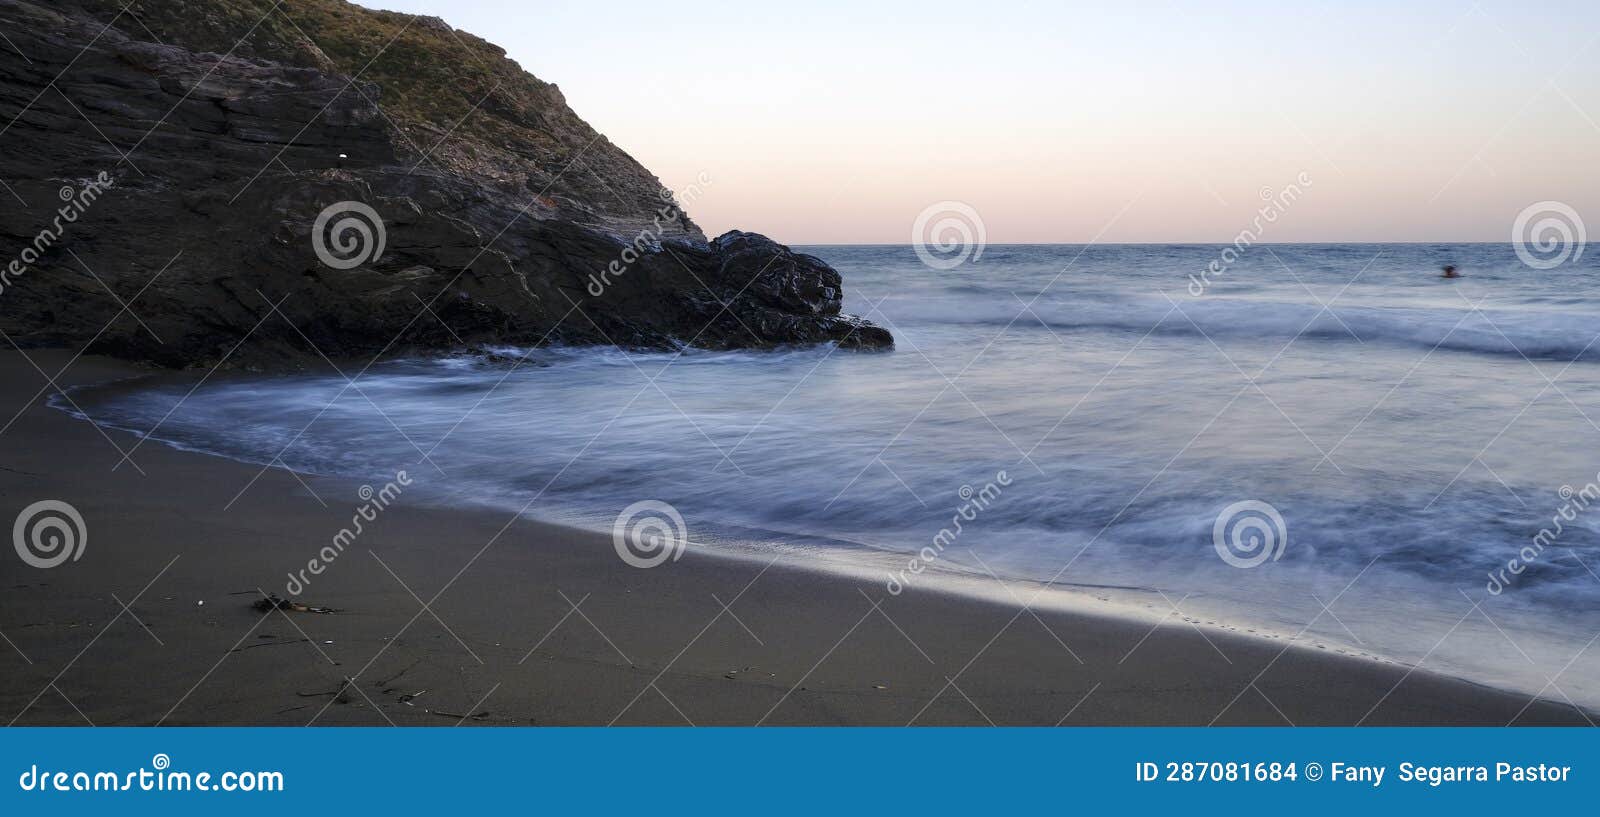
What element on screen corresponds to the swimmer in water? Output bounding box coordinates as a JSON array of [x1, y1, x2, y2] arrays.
[[1441, 264, 1460, 278]]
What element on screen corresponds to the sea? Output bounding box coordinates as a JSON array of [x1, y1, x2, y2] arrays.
[[68, 243, 1600, 711]]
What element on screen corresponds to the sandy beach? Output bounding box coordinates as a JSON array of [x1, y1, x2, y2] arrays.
[[0, 350, 1589, 726]]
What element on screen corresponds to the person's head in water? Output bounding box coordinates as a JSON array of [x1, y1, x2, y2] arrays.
[[1442, 264, 1459, 278]]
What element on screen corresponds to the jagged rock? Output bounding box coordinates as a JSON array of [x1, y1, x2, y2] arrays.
[[0, 0, 889, 368]]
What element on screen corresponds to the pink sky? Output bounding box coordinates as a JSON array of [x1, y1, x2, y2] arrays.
[[364, 0, 1600, 244]]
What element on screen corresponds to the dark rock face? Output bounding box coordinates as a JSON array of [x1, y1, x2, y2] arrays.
[[0, 0, 889, 368]]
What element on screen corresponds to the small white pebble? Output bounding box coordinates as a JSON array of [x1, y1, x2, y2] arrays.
[[196, 600, 204, 606]]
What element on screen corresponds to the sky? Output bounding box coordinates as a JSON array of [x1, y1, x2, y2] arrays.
[[358, 0, 1600, 244]]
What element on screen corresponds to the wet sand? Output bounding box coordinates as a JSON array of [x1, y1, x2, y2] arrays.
[[0, 351, 1587, 725]]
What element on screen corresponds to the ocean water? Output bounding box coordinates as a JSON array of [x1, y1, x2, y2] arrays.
[[73, 243, 1600, 710]]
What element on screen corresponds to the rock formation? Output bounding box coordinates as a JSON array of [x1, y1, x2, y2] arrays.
[[0, 0, 890, 368]]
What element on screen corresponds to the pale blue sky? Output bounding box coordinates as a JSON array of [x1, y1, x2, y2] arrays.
[[359, 0, 1599, 244]]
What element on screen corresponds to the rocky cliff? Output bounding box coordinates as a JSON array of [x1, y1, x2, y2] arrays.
[[0, 0, 890, 367]]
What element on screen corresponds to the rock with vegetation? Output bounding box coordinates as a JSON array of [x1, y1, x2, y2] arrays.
[[0, 0, 890, 367]]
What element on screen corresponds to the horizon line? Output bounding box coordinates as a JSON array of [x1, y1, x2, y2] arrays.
[[783, 240, 1521, 247]]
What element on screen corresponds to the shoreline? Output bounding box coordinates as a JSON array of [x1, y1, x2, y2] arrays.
[[0, 350, 1590, 725]]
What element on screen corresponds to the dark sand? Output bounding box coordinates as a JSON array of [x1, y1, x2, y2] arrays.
[[0, 351, 1588, 725]]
